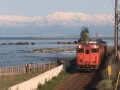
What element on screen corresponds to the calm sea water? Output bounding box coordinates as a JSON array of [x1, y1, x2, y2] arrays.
[[0, 37, 77, 66], [0, 37, 114, 66]]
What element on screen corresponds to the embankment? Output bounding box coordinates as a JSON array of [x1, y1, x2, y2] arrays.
[[9, 65, 63, 90]]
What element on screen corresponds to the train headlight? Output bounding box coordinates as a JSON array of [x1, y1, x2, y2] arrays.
[[78, 45, 81, 48], [94, 45, 96, 48]]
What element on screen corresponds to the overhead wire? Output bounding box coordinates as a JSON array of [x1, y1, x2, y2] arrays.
[[110, 0, 115, 9], [109, 0, 115, 16], [109, 0, 115, 31]]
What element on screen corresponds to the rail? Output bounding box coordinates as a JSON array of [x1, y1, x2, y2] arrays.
[[64, 73, 93, 90], [0, 62, 57, 76]]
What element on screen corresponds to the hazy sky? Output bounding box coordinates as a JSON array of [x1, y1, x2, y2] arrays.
[[0, 0, 115, 16]]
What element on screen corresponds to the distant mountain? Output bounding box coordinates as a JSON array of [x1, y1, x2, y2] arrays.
[[0, 12, 114, 27], [0, 12, 114, 37]]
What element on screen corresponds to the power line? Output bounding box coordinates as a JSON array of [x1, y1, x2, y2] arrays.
[[110, 0, 115, 15], [110, 0, 115, 9], [108, 0, 115, 19]]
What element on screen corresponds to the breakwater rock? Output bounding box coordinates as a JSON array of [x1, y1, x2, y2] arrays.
[[0, 42, 35, 45], [57, 42, 73, 44], [28, 48, 76, 53]]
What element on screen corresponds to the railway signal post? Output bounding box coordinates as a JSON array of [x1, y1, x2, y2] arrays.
[[108, 65, 112, 80]]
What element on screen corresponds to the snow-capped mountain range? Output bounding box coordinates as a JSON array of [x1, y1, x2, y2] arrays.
[[0, 12, 114, 28], [0, 12, 114, 37]]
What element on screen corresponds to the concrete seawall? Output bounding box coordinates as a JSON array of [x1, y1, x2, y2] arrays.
[[9, 65, 63, 90]]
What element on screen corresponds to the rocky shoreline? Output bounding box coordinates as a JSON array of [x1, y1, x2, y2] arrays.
[[28, 47, 76, 53]]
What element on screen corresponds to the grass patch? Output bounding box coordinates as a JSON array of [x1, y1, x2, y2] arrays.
[[97, 79, 113, 90], [97, 47, 118, 89], [36, 70, 71, 90], [0, 71, 43, 90], [102, 54, 119, 81]]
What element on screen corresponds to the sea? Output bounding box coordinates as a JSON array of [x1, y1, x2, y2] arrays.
[[0, 37, 115, 66]]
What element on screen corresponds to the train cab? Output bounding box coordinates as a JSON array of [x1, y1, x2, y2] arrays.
[[76, 40, 106, 70]]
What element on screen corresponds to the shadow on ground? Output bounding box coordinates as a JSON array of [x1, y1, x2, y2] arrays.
[[64, 57, 78, 74], [84, 51, 112, 90]]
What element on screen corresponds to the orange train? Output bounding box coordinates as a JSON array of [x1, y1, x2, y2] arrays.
[[76, 39, 107, 70]]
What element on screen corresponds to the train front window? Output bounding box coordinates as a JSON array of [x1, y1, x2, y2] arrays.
[[91, 49, 99, 53], [77, 49, 84, 53], [86, 50, 89, 54]]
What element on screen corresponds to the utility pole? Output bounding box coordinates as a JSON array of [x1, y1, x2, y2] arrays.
[[115, 0, 119, 60]]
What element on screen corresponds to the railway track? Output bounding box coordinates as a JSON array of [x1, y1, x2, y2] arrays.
[[55, 73, 94, 90]]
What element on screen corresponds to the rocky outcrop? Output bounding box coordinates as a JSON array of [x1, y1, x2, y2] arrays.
[[16, 42, 30, 45], [0, 43, 14, 45], [0, 42, 36, 45], [28, 48, 75, 53], [57, 42, 73, 44]]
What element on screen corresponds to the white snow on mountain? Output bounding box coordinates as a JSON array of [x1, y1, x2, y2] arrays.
[[0, 12, 114, 28]]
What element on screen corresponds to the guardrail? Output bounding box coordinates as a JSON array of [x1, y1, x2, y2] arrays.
[[0, 62, 57, 76]]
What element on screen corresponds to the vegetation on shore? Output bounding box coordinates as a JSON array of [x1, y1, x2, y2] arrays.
[[78, 27, 90, 43], [36, 70, 71, 90], [0, 71, 43, 90], [96, 47, 119, 89]]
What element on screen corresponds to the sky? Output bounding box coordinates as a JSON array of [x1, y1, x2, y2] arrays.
[[0, 0, 116, 37], [0, 0, 115, 16]]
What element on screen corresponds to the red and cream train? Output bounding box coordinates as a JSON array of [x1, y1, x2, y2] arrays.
[[76, 39, 107, 70]]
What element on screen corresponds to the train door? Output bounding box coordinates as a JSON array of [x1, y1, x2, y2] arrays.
[[91, 48, 99, 65], [76, 47, 84, 65], [84, 48, 90, 65]]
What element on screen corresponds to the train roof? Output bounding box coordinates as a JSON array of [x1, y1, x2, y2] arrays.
[[78, 39, 106, 44], [96, 39, 106, 43]]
